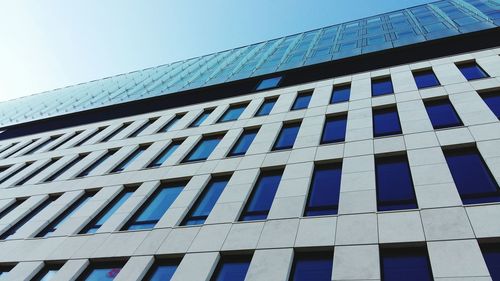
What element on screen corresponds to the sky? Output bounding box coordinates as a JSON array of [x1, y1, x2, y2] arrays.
[[0, 0, 434, 103]]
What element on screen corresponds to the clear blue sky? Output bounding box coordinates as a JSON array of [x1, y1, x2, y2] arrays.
[[0, 0, 434, 102]]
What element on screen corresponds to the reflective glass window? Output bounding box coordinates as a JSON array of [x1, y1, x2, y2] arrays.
[[240, 169, 283, 221], [290, 252, 333, 281], [32, 264, 62, 281], [210, 256, 252, 281], [144, 260, 179, 281], [218, 104, 247, 122], [305, 163, 342, 216], [148, 140, 183, 168], [331, 84, 351, 103], [372, 77, 394, 96], [158, 114, 185, 132], [256, 76, 282, 90], [183, 134, 224, 162], [413, 70, 440, 89], [480, 243, 500, 281], [481, 92, 500, 119], [291, 92, 312, 110], [77, 262, 124, 281], [272, 122, 301, 151], [381, 247, 433, 281], [457, 62, 489, 80], [228, 128, 259, 156], [373, 107, 402, 137], [424, 99, 462, 129], [189, 109, 213, 127], [255, 97, 277, 116], [321, 115, 347, 144], [111, 145, 149, 173], [376, 155, 417, 211]]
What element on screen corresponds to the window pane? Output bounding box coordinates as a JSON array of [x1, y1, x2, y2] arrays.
[[413, 70, 440, 89], [255, 98, 277, 116], [376, 155, 417, 211], [372, 78, 394, 96], [182, 176, 230, 225], [381, 247, 433, 281], [481, 92, 500, 119], [292, 92, 312, 110], [79, 263, 124, 281], [331, 84, 351, 103], [148, 140, 183, 168], [305, 163, 342, 216], [480, 243, 500, 281], [424, 99, 462, 129], [321, 115, 347, 144], [273, 123, 301, 151], [228, 128, 259, 156], [444, 147, 500, 204], [373, 107, 402, 137], [158, 114, 184, 133], [184, 134, 224, 162], [78, 150, 116, 177], [219, 104, 247, 122], [111, 145, 149, 173], [210, 256, 251, 281], [32, 265, 62, 281], [256, 77, 282, 90], [144, 260, 179, 281], [240, 170, 283, 221], [290, 252, 333, 281], [190, 109, 213, 127], [457, 62, 489, 80]]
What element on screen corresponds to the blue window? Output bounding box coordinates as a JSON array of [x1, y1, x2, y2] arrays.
[[190, 109, 213, 127], [81, 188, 135, 234], [255, 97, 277, 116], [228, 128, 259, 157], [376, 155, 417, 211], [102, 123, 131, 142], [240, 169, 283, 221], [78, 262, 124, 281], [78, 150, 117, 177], [481, 92, 500, 119], [148, 140, 183, 168], [321, 115, 347, 144], [219, 104, 247, 123], [381, 247, 433, 281], [291, 91, 312, 110], [305, 163, 342, 216], [373, 107, 402, 137], [331, 84, 351, 103], [144, 260, 179, 281], [49, 131, 82, 151], [424, 99, 462, 129], [444, 147, 500, 204], [45, 154, 89, 182], [0, 162, 33, 185], [37, 192, 94, 237], [480, 243, 500, 281], [183, 134, 224, 162], [158, 114, 185, 132], [413, 70, 440, 89], [24, 135, 60, 155], [0, 196, 59, 240], [123, 182, 184, 230], [32, 264, 62, 281], [289, 252, 333, 281], [129, 118, 157, 138], [210, 256, 251, 281], [16, 158, 59, 186], [111, 145, 149, 173], [272, 122, 301, 151], [256, 76, 282, 91], [457, 62, 489, 80], [372, 77, 394, 96], [74, 127, 107, 147], [182, 176, 230, 225]]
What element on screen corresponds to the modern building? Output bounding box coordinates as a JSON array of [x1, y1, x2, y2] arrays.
[[0, 0, 499, 280]]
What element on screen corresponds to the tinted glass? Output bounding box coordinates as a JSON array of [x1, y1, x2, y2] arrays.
[[219, 104, 247, 122], [255, 98, 277, 116], [184, 135, 223, 162], [273, 123, 301, 150], [82, 190, 134, 234], [482, 92, 500, 119], [32, 265, 62, 281], [480, 243, 500, 281], [457, 63, 489, 80], [331, 84, 351, 103], [148, 140, 182, 168], [413, 70, 440, 89], [376, 155, 417, 211], [444, 147, 500, 204], [144, 261, 179, 281], [228, 129, 258, 156], [372, 78, 394, 96], [425, 99, 462, 129], [78, 150, 116, 177], [158, 114, 184, 132], [240, 170, 283, 221], [36, 269, 58, 281], [321, 115, 347, 144], [292, 92, 312, 110], [211, 256, 251, 281], [124, 183, 184, 230], [190, 109, 213, 127], [381, 247, 433, 281], [111, 145, 149, 173], [290, 252, 333, 281], [305, 163, 342, 216], [78, 264, 123, 281], [256, 77, 282, 90], [373, 107, 402, 137]]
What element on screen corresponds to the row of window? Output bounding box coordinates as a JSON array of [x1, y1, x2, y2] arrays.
[[2, 242, 500, 281]]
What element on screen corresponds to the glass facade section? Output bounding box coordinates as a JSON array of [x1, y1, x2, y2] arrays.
[[240, 169, 283, 221], [256, 77, 282, 90], [372, 77, 394, 96], [424, 99, 462, 129], [255, 98, 277, 116], [210, 256, 252, 281], [218, 104, 247, 123], [148, 140, 183, 168], [457, 62, 489, 80], [331, 84, 351, 103], [78, 150, 116, 177], [78, 262, 124, 281], [32, 264, 62, 281], [111, 145, 149, 173], [380, 247, 433, 281], [481, 91, 500, 119], [291, 92, 312, 110], [480, 243, 500, 281], [144, 260, 179, 281], [413, 69, 440, 88], [183, 134, 224, 162], [321, 115, 347, 144], [305, 163, 342, 216], [158, 114, 184, 132], [272, 122, 301, 151], [189, 109, 213, 127], [373, 107, 402, 137], [228, 128, 259, 156], [289, 252, 333, 281]]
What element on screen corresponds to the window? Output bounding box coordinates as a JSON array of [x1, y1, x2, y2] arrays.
[[77, 262, 124, 281], [210, 255, 252, 281], [457, 62, 489, 80], [305, 163, 342, 216], [32, 264, 62, 281], [143, 259, 180, 281], [158, 114, 185, 133], [3, 139, 36, 158], [0, 265, 13, 277], [182, 176, 230, 225], [272, 122, 301, 151], [111, 145, 149, 173], [380, 247, 433, 281], [373, 107, 402, 137], [291, 91, 312, 110], [424, 99, 462, 129], [321, 115, 347, 144], [80, 188, 135, 234], [218, 104, 247, 123], [480, 243, 500, 281], [74, 127, 107, 147], [49, 131, 82, 151], [189, 109, 213, 127], [123, 182, 184, 230], [444, 147, 500, 204], [77, 150, 117, 177], [372, 77, 394, 96], [256, 76, 282, 91], [148, 140, 183, 168], [44, 154, 89, 182], [289, 252, 333, 281], [0, 196, 59, 240], [16, 158, 59, 186], [376, 155, 417, 211], [413, 69, 440, 89], [0, 162, 33, 185], [255, 97, 277, 116], [37, 192, 95, 237], [183, 134, 224, 162], [129, 118, 158, 138], [331, 84, 351, 103], [481, 92, 500, 119], [24, 136, 60, 155], [0, 199, 25, 220], [228, 128, 259, 157], [240, 169, 283, 221], [101, 123, 131, 142]]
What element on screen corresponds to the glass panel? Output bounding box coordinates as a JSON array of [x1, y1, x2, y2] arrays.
[[79, 263, 123, 281], [273, 123, 301, 151], [373, 107, 402, 137], [228, 128, 259, 156], [256, 77, 282, 90], [291, 92, 312, 110], [189, 109, 213, 127], [148, 140, 183, 168], [321, 115, 347, 144], [255, 98, 277, 116], [376, 155, 417, 211], [184, 134, 224, 162], [424, 99, 462, 129], [480, 243, 500, 281], [413, 70, 440, 88], [158, 114, 185, 132], [457, 62, 489, 80], [381, 247, 433, 281], [305, 163, 342, 216], [111, 145, 149, 173], [290, 252, 333, 281], [210, 256, 251, 281], [372, 78, 394, 96], [481, 92, 500, 119], [144, 260, 179, 281], [240, 169, 283, 221], [78, 150, 116, 177], [218, 104, 247, 122], [331, 84, 351, 103]]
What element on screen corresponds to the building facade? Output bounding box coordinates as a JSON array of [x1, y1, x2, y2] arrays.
[[0, 0, 499, 280]]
